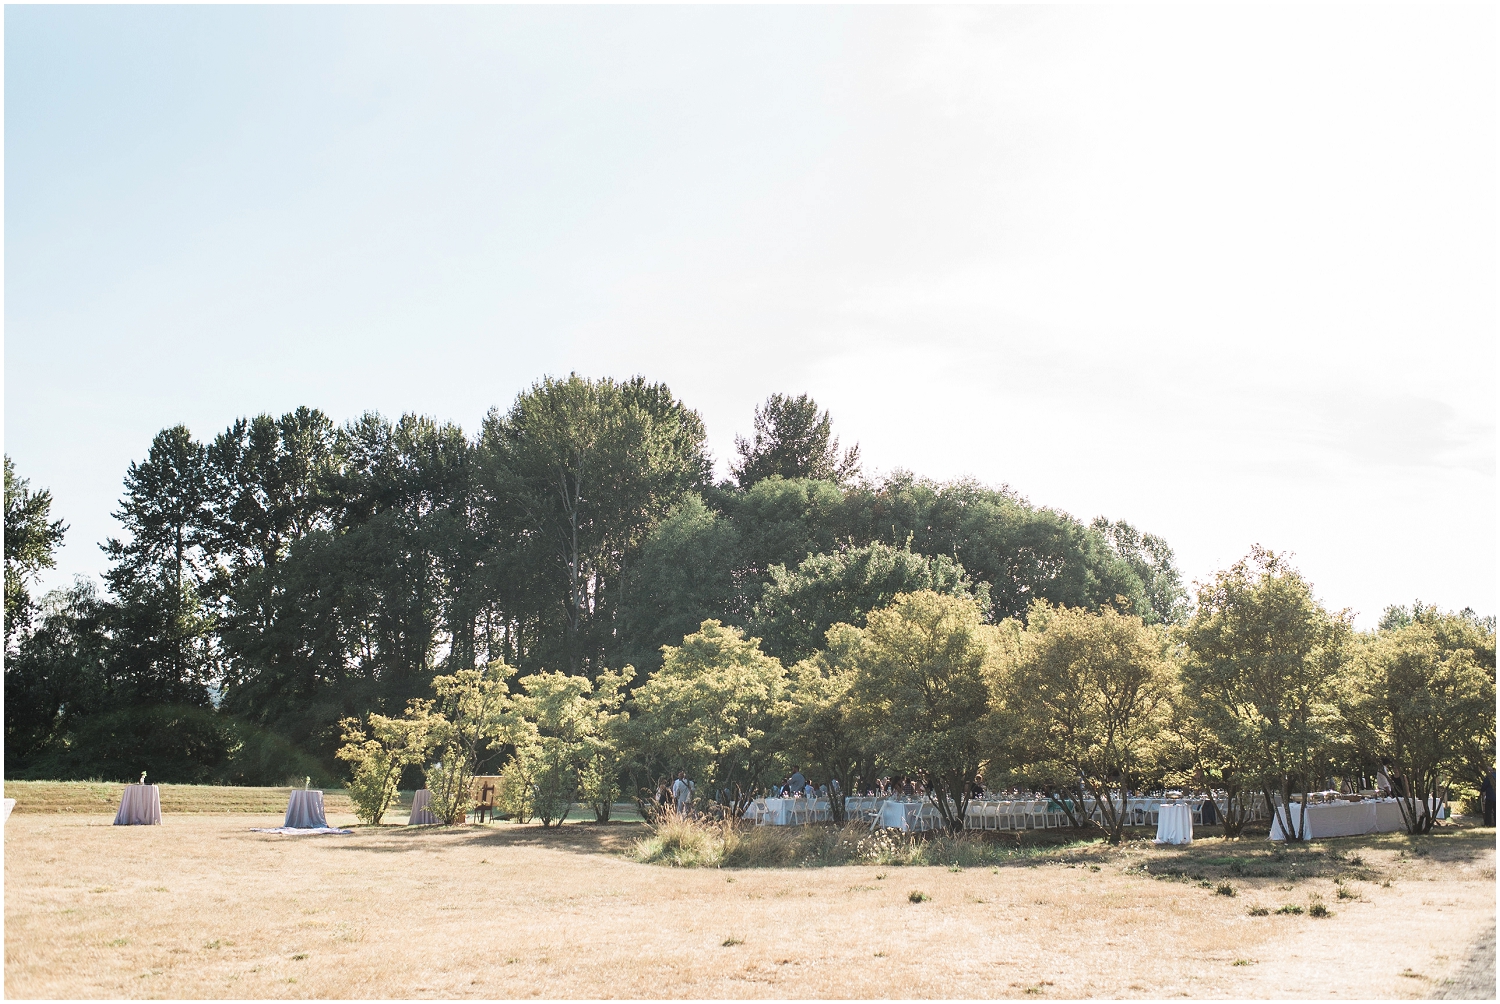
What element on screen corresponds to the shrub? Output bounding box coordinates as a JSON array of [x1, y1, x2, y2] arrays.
[[1247, 906, 1269, 916], [578, 753, 621, 823], [496, 762, 534, 823], [1215, 883, 1236, 897], [336, 711, 432, 825], [908, 890, 929, 903], [1275, 904, 1303, 915]]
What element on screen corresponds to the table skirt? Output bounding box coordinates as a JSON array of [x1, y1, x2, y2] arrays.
[[283, 789, 328, 829], [114, 784, 162, 826]]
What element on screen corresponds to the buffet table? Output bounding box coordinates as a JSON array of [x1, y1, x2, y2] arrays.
[[1269, 799, 1440, 840]]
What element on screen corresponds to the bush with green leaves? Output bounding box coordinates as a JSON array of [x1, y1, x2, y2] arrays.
[[336, 706, 434, 824]]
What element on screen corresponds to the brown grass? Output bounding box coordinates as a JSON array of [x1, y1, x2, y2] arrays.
[[3, 808, 1493, 999], [5, 781, 371, 817]]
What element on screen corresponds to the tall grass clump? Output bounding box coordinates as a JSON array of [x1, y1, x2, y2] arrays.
[[633, 816, 1099, 869], [631, 812, 728, 867]]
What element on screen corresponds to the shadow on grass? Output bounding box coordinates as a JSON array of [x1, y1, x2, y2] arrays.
[[306, 812, 1494, 880], [323, 817, 651, 857]]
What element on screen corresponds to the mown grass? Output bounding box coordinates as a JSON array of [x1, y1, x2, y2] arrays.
[[4, 780, 368, 816]]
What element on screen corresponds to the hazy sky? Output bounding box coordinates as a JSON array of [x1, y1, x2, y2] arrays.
[[6, 5, 1494, 626]]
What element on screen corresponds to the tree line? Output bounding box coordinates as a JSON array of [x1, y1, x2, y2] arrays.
[[4, 377, 1185, 784], [337, 553, 1494, 844]]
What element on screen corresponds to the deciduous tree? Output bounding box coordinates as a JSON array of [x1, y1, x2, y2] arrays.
[[1178, 548, 1351, 843], [852, 591, 998, 833]]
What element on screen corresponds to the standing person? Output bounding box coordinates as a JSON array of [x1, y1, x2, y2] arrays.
[[1481, 769, 1496, 827], [671, 772, 694, 816], [787, 766, 807, 793]]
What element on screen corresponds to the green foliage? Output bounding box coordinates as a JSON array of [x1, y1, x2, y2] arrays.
[[506, 670, 622, 827], [336, 707, 434, 824], [618, 494, 744, 673], [424, 662, 515, 825], [840, 475, 1155, 624], [4, 455, 68, 648], [751, 540, 990, 665], [479, 374, 711, 675], [997, 601, 1175, 844], [731, 393, 861, 489], [781, 624, 867, 822], [1090, 518, 1188, 625], [631, 620, 788, 810], [1178, 547, 1351, 842], [8, 704, 331, 786], [1339, 606, 1495, 834], [853, 591, 999, 832], [496, 761, 535, 822]]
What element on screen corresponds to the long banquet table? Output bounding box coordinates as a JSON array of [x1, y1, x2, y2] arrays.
[[1269, 799, 1440, 840], [744, 797, 831, 826]]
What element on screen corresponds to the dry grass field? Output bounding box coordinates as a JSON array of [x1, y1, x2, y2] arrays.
[[3, 801, 1494, 999], [4, 781, 366, 817]]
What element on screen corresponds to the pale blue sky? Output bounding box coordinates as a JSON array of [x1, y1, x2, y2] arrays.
[[6, 5, 1495, 626]]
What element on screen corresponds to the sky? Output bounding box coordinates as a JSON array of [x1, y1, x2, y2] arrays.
[[5, 4, 1495, 627]]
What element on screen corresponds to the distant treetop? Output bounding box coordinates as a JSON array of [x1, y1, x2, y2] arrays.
[[731, 394, 861, 489]]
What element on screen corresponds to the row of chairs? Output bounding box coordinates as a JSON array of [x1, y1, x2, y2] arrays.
[[743, 799, 834, 826]]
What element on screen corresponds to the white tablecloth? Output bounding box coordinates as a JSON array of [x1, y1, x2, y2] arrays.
[[1270, 799, 1439, 840], [1154, 802, 1193, 844], [751, 797, 829, 825], [3, 798, 14, 823], [114, 784, 162, 826], [283, 789, 327, 829], [408, 789, 437, 825], [870, 798, 924, 828]]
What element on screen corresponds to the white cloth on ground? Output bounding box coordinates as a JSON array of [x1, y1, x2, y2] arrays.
[[114, 784, 162, 825], [251, 826, 352, 835]]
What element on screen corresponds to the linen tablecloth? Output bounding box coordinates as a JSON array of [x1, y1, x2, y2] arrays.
[[1154, 803, 1192, 844], [283, 789, 327, 829], [408, 788, 438, 825], [3, 798, 14, 824], [1271, 799, 1439, 840], [756, 798, 829, 825], [114, 784, 162, 825], [875, 800, 924, 831]]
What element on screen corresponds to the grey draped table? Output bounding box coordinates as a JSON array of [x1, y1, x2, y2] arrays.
[[283, 789, 328, 829], [114, 784, 162, 825], [408, 789, 437, 825]]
